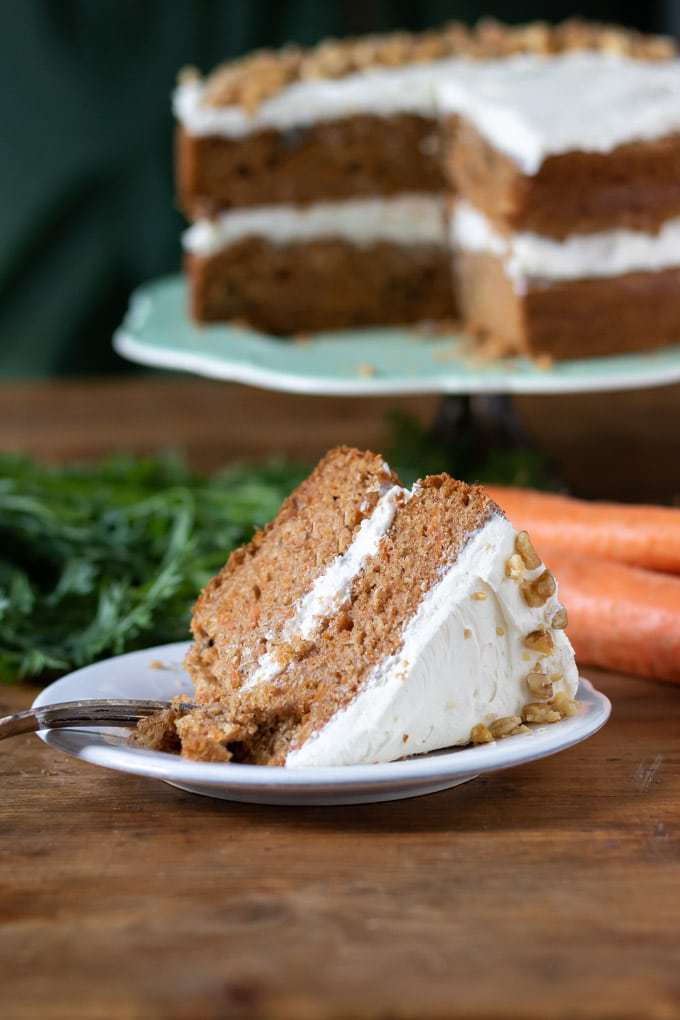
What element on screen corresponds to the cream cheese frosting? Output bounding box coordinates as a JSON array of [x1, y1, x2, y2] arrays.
[[175, 57, 487, 138], [183, 194, 447, 253], [437, 51, 680, 174], [451, 200, 680, 293], [287, 513, 578, 767]]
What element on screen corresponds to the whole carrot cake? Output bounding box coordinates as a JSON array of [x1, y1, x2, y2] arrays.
[[136, 447, 579, 766], [173, 17, 678, 355]]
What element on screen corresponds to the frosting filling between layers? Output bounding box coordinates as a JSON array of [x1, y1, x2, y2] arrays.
[[451, 200, 680, 293], [183, 195, 448, 254], [243, 481, 409, 690], [286, 513, 578, 767]]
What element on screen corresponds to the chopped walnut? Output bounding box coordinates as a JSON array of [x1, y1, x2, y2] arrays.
[[598, 27, 632, 56], [520, 568, 556, 608], [375, 32, 413, 67], [552, 606, 569, 630], [523, 702, 562, 724], [177, 65, 201, 86], [526, 671, 554, 700], [637, 35, 676, 60], [524, 629, 555, 655], [471, 723, 493, 744], [411, 30, 450, 62], [511, 22, 553, 55], [505, 552, 527, 582], [490, 715, 522, 739], [551, 691, 579, 717], [301, 39, 353, 79], [515, 531, 542, 570]]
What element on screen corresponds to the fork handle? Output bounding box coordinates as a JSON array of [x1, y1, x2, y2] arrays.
[[0, 699, 177, 741]]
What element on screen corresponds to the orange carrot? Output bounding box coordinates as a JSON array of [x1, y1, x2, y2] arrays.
[[487, 485, 680, 575], [539, 544, 680, 684]]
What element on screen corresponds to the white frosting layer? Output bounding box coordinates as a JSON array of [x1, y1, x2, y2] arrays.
[[286, 514, 578, 767], [183, 195, 447, 254], [244, 483, 407, 690], [175, 57, 488, 137], [295, 485, 409, 640], [437, 51, 680, 174], [451, 200, 680, 292]]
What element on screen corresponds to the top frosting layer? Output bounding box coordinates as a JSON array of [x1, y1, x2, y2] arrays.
[[179, 20, 674, 120], [438, 51, 680, 174], [175, 57, 484, 137]]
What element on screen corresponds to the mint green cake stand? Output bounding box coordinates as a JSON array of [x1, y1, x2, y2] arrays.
[[114, 274, 680, 397]]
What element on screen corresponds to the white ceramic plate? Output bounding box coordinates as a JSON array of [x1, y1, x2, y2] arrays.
[[33, 642, 611, 806], [113, 275, 680, 397]]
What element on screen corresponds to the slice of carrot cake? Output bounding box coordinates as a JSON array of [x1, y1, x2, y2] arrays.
[[135, 447, 578, 765]]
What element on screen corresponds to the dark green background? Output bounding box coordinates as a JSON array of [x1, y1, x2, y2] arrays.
[[0, 0, 673, 377]]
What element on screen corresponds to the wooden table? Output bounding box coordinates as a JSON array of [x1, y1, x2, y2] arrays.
[[2, 377, 680, 1018], [2, 375, 679, 501], [3, 672, 679, 1019]]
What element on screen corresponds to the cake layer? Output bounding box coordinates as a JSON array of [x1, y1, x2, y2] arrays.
[[447, 118, 680, 238], [187, 239, 454, 332], [440, 53, 680, 237], [137, 460, 578, 766], [451, 201, 680, 288], [177, 115, 444, 215], [455, 249, 680, 360], [186, 447, 397, 701]]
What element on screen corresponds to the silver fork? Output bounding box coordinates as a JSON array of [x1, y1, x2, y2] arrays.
[[0, 699, 194, 740]]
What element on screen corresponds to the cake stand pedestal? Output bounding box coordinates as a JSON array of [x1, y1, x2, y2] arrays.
[[430, 392, 532, 456], [114, 274, 680, 475]]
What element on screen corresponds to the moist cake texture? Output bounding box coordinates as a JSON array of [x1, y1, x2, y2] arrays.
[[175, 18, 679, 352], [135, 447, 579, 766]]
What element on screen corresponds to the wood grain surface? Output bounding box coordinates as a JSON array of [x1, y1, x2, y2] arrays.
[[2, 672, 679, 1020], [1, 376, 679, 1018], [1, 376, 679, 500]]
